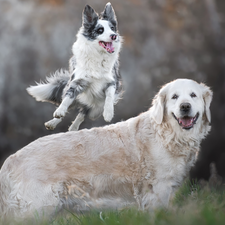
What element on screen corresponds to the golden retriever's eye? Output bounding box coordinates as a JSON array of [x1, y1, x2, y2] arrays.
[[172, 94, 178, 100], [190, 92, 197, 98]]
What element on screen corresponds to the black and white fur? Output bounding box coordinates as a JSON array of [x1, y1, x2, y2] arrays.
[[27, 3, 123, 131]]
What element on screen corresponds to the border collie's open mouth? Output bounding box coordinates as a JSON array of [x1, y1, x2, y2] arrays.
[[172, 113, 199, 130], [99, 41, 114, 53]]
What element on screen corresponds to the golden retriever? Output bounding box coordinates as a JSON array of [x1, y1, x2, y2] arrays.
[[0, 79, 212, 218]]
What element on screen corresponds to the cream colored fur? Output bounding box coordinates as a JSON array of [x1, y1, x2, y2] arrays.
[[0, 79, 212, 219]]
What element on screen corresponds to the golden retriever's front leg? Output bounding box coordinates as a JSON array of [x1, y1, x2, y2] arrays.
[[140, 183, 174, 210]]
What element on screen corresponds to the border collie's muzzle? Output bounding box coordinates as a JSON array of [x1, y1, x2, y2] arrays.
[[99, 41, 115, 53], [99, 34, 117, 54]]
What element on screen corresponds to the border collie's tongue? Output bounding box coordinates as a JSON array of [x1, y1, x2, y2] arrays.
[[105, 42, 114, 53], [99, 41, 115, 53], [178, 117, 194, 128]]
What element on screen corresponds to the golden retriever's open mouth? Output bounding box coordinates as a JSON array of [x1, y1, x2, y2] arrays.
[[99, 41, 115, 53], [173, 113, 199, 130]]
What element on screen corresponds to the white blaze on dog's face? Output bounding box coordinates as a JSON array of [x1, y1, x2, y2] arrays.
[[82, 3, 121, 54], [151, 79, 213, 131]]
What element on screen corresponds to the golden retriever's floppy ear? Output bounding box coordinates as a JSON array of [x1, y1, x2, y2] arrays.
[[200, 83, 213, 123], [151, 85, 167, 124]]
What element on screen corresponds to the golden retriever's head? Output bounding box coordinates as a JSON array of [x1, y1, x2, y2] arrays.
[[151, 79, 213, 132]]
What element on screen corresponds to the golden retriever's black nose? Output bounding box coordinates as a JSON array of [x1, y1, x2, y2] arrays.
[[180, 103, 191, 112]]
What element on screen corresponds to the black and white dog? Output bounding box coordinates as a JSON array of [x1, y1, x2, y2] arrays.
[[27, 3, 122, 131]]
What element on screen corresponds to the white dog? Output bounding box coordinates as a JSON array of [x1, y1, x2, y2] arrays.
[[0, 79, 212, 218], [27, 3, 122, 131]]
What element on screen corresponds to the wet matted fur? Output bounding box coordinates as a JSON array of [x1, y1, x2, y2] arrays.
[[0, 79, 212, 218]]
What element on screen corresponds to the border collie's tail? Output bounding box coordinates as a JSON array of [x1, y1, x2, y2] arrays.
[[27, 70, 70, 105]]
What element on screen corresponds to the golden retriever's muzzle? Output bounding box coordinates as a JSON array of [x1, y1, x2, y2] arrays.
[[173, 103, 199, 130]]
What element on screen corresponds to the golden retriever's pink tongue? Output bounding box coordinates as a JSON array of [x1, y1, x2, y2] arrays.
[[179, 117, 193, 127]]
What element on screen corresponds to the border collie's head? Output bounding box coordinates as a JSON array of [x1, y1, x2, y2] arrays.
[[81, 3, 121, 54]]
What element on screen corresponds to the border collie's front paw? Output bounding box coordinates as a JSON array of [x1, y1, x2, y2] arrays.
[[53, 106, 67, 118], [103, 109, 114, 122], [45, 121, 55, 130], [45, 118, 62, 130]]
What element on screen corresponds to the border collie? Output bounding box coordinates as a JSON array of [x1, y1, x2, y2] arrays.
[[27, 2, 123, 131]]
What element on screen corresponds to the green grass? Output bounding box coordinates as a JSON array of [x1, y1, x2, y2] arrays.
[[2, 180, 225, 225]]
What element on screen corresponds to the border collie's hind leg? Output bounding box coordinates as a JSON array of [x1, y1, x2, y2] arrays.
[[53, 79, 90, 119], [68, 108, 89, 131], [45, 118, 63, 130]]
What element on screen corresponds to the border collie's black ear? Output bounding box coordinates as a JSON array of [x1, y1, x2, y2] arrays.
[[83, 5, 98, 26], [101, 2, 117, 28]]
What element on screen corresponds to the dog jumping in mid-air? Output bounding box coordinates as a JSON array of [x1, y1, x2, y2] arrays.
[[27, 2, 123, 131]]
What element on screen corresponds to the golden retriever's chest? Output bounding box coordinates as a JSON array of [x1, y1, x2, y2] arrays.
[[161, 151, 197, 185]]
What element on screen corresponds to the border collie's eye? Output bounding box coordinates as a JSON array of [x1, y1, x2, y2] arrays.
[[172, 94, 178, 100], [190, 92, 196, 98], [97, 28, 104, 34], [111, 26, 115, 31]]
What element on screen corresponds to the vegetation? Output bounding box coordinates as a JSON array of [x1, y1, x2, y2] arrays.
[[1, 179, 225, 225]]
